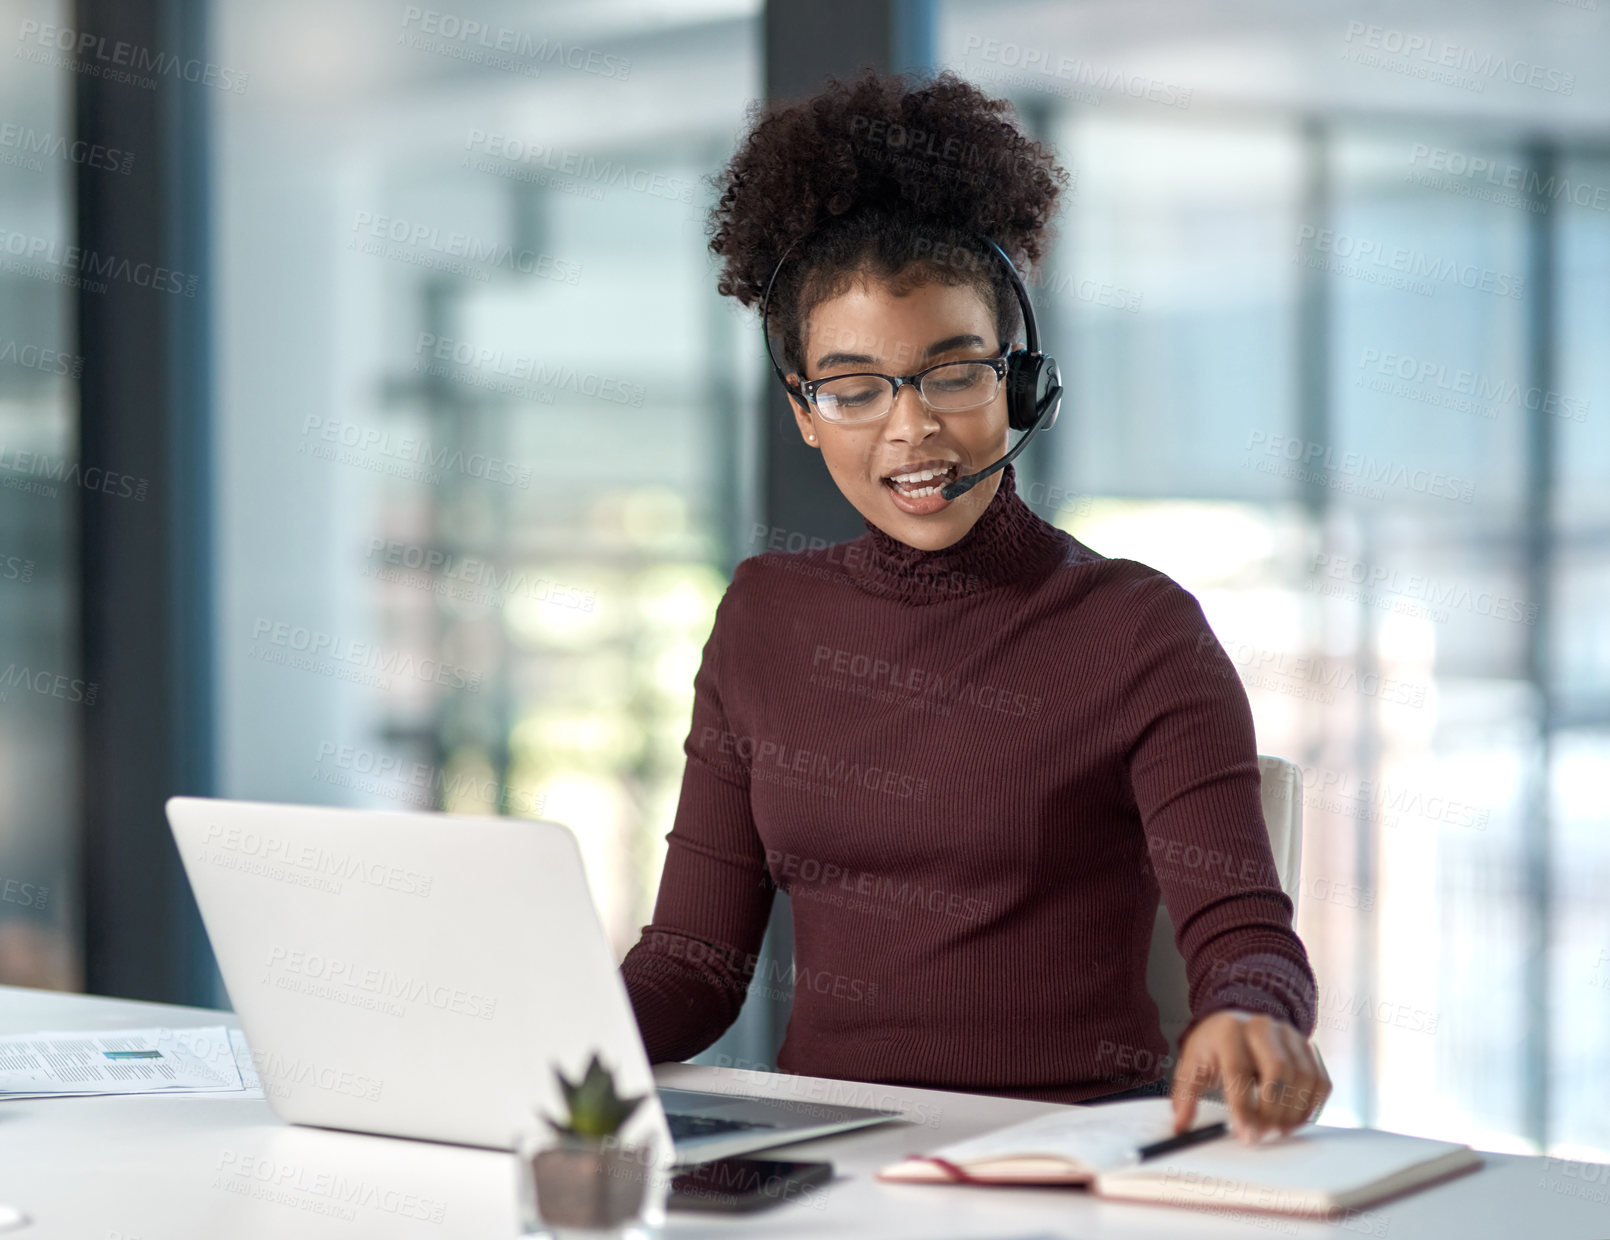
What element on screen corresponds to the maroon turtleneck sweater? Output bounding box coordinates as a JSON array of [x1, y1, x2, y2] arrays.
[[620, 465, 1316, 1104]]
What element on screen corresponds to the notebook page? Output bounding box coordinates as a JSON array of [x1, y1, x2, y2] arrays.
[[900, 1098, 1229, 1174], [1095, 1125, 1479, 1212]]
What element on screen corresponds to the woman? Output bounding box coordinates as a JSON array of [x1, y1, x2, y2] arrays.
[[621, 70, 1329, 1141]]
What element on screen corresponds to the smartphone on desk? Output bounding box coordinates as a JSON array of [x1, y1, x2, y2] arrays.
[[667, 1156, 834, 1213]]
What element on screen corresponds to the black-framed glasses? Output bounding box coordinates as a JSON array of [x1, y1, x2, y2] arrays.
[[794, 344, 1012, 424]]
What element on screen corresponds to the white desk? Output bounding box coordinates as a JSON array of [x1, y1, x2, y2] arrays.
[[0, 984, 1601, 1239]]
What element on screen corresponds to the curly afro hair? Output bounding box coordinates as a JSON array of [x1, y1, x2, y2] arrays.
[[709, 69, 1069, 379]]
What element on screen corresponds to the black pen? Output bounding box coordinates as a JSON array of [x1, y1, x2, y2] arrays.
[[1132, 1121, 1230, 1163]]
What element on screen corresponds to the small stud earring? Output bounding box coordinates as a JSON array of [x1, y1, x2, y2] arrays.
[[807, 435, 816, 444]]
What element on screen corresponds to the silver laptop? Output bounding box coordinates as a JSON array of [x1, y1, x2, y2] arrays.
[[166, 796, 900, 1166]]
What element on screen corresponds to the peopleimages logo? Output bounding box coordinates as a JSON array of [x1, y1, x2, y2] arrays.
[[249, 617, 483, 693], [0, 224, 198, 296], [1, 876, 48, 910], [201, 821, 432, 898], [1310, 551, 1540, 627], [1340, 21, 1576, 95], [1295, 224, 1524, 299], [349, 210, 582, 285], [398, 6, 631, 80], [462, 131, 686, 203], [312, 740, 548, 817], [0, 338, 83, 377], [214, 1149, 447, 1223], [365, 537, 597, 612], [300, 414, 533, 490], [0, 663, 98, 705], [763, 848, 991, 923], [1244, 430, 1475, 504], [709, 1053, 944, 1128], [251, 1049, 384, 1102], [15, 18, 250, 93], [960, 34, 1193, 107], [0, 123, 133, 175], [413, 332, 644, 407], [1408, 144, 1610, 213], [1355, 346, 1590, 425], [810, 644, 1042, 719], [0, 553, 32, 582], [1201, 630, 1430, 708], [696, 727, 931, 800], [263, 945, 498, 1020], [0, 443, 148, 500]]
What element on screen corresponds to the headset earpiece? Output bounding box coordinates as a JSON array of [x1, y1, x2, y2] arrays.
[[1005, 350, 1061, 432]]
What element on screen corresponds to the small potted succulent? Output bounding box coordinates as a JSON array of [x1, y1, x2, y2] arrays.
[[520, 1053, 652, 1234]]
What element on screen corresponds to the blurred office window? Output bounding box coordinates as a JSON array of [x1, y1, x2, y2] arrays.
[[209, 0, 761, 964], [0, 0, 82, 992], [1548, 151, 1610, 1162], [941, 0, 1609, 1161]]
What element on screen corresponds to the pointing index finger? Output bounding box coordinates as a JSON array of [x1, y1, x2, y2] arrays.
[[1170, 1050, 1212, 1135]]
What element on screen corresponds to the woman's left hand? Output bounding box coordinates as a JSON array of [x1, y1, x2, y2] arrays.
[[1170, 1009, 1330, 1141]]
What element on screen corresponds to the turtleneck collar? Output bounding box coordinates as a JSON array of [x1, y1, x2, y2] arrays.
[[845, 465, 1070, 606]]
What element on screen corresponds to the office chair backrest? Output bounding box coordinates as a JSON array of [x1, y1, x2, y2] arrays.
[[1144, 755, 1304, 1057]]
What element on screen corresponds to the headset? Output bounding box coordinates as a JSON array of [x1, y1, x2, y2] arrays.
[[758, 231, 1063, 501]]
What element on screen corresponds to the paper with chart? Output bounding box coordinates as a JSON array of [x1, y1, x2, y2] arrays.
[[0, 1025, 244, 1098]]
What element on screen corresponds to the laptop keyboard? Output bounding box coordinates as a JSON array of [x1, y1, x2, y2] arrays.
[[666, 1112, 780, 1141]]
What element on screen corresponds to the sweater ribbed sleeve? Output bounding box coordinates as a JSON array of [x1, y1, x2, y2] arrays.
[[1120, 576, 1317, 1045]]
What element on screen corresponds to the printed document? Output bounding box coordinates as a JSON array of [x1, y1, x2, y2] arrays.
[[0, 1025, 244, 1098]]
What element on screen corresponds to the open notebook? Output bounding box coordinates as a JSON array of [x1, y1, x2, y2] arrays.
[[878, 1098, 1483, 1217]]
